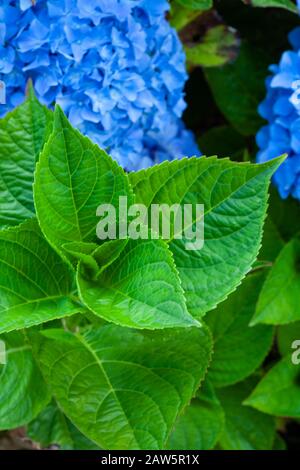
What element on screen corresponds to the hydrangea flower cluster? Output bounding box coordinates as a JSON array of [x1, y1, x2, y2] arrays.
[[0, 0, 199, 171], [256, 24, 300, 200]]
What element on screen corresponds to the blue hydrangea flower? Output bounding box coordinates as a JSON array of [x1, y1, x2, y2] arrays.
[[0, 0, 199, 171], [256, 26, 300, 200]]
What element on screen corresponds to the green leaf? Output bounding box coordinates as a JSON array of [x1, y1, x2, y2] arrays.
[[28, 402, 100, 450], [0, 331, 50, 429], [185, 25, 238, 68], [243, 0, 298, 14], [0, 86, 53, 228], [244, 357, 300, 418], [130, 155, 285, 319], [0, 219, 82, 334], [206, 272, 274, 387], [167, 380, 224, 450], [217, 379, 275, 450], [35, 324, 212, 450], [251, 236, 300, 326], [34, 106, 133, 258], [77, 238, 199, 329], [175, 0, 213, 10], [205, 42, 269, 135], [277, 321, 300, 356]]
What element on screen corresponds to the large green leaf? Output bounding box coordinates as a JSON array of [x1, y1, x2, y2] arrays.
[[0, 86, 53, 228], [244, 357, 300, 418], [251, 237, 300, 326], [0, 219, 82, 334], [34, 106, 133, 258], [28, 402, 100, 450], [206, 272, 274, 387], [0, 331, 50, 430], [35, 324, 212, 450], [77, 238, 198, 329], [272, 434, 287, 450], [217, 379, 275, 450], [244, 0, 298, 14], [167, 380, 224, 450], [205, 42, 269, 136], [130, 155, 285, 319]]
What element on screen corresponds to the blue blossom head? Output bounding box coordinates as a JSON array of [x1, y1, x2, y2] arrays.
[[256, 26, 300, 200], [0, 0, 199, 171]]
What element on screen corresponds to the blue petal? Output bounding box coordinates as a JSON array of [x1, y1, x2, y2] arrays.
[[288, 27, 300, 50], [271, 72, 296, 89]]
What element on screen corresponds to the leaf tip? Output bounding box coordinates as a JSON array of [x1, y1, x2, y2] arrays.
[[26, 79, 36, 100], [242, 396, 254, 408], [266, 154, 288, 174], [188, 317, 202, 328], [54, 104, 69, 129], [249, 316, 259, 327]]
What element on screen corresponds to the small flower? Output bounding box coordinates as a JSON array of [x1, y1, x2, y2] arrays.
[[0, 0, 199, 171], [256, 26, 300, 200]]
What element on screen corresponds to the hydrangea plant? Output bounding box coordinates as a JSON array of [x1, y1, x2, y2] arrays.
[[0, 91, 285, 450], [0, 0, 199, 170], [0, 0, 300, 453]]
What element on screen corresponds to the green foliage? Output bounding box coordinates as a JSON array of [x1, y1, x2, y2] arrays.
[[130, 155, 284, 319], [198, 125, 247, 161], [273, 434, 287, 450], [205, 42, 269, 135], [251, 236, 300, 326], [258, 216, 284, 263], [0, 85, 296, 450], [28, 402, 100, 450], [35, 325, 212, 450], [0, 219, 82, 334], [174, 0, 213, 10], [0, 86, 52, 228], [277, 321, 300, 356], [185, 25, 238, 68], [168, 380, 224, 450], [245, 357, 300, 418], [182, 0, 299, 13], [0, 331, 50, 430], [77, 238, 198, 329]]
